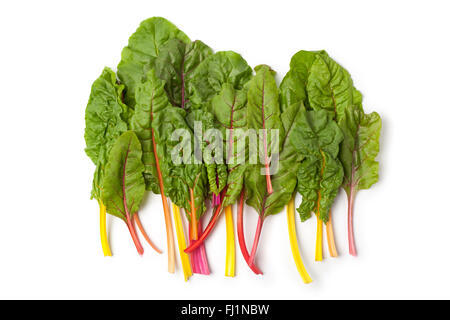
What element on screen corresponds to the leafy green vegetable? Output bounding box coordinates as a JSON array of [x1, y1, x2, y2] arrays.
[[155, 39, 213, 109], [101, 130, 146, 254], [290, 109, 344, 223], [211, 84, 248, 207], [84, 67, 129, 200], [339, 104, 381, 255], [117, 17, 190, 107], [189, 51, 253, 108], [247, 64, 284, 195], [130, 70, 168, 194], [102, 131, 146, 220]]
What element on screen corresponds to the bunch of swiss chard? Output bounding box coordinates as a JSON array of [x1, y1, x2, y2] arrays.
[[84, 17, 381, 283]]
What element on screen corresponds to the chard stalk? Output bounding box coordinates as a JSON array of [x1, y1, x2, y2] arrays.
[[236, 190, 263, 275], [286, 197, 312, 284], [151, 127, 176, 273], [224, 205, 236, 277], [190, 188, 198, 240], [172, 203, 192, 281], [348, 188, 357, 256], [125, 210, 144, 255], [99, 200, 112, 257], [326, 210, 338, 257], [315, 215, 323, 261], [134, 213, 162, 254]]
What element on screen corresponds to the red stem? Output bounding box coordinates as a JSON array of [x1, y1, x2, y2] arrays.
[[125, 213, 144, 255], [348, 188, 357, 256], [184, 189, 226, 253], [248, 215, 264, 267], [236, 190, 263, 275]]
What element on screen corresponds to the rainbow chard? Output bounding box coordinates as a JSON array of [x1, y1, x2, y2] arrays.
[[241, 65, 285, 273], [282, 50, 381, 257], [290, 109, 344, 261], [131, 70, 176, 269], [84, 67, 129, 256], [102, 131, 146, 255], [339, 105, 381, 256], [281, 50, 355, 257], [183, 52, 253, 257]]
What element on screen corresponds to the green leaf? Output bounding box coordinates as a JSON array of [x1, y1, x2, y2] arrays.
[[279, 50, 318, 111], [291, 109, 344, 222], [84, 67, 128, 199], [339, 105, 381, 194], [130, 70, 171, 194], [102, 131, 146, 221], [189, 51, 253, 108], [281, 50, 357, 121], [211, 84, 248, 207], [244, 102, 305, 217], [117, 17, 190, 107], [155, 39, 213, 109], [186, 109, 227, 197], [247, 64, 284, 162]]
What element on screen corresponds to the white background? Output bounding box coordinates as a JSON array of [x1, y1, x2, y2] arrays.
[[0, 0, 449, 299]]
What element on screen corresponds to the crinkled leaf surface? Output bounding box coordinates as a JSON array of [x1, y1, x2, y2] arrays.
[[280, 50, 356, 121], [186, 109, 227, 197], [102, 131, 146, 220], [155, 39, 213, 109], [211, 84, 248, 207], [247, 64, 284, 159], [189, 51, 253, 108], [84, 67, 129, 199], [244, 102, 305, 217], [339, 105, 381, 194], [291, 109, 344, 222], [117, 17, 190, 107], [130, 70, 171, 193]]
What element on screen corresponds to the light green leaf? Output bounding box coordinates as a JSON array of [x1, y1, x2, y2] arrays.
[[189, 51, 253, 108], [155, 39, 213, 109], [339, 105, 381, 194], [84, 67, 128, 199], [102, 131, 146, 220], [291, 109, 344, 222], [130, 70, 171, 193], [117, 17, 190, 107]]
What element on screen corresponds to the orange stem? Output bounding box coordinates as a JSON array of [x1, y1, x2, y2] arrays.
[[326, 210, 338, 257], [134, 213, 163, 254], [151, 127, 175, 273], [190, 188, 198, 240]]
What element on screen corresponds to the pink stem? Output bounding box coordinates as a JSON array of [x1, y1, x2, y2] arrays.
[[348, 188, 357, 256]]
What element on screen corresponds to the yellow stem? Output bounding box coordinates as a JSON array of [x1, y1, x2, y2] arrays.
[[172, 203, 192, 281], [225, 205, 236, 277], [287, 198, 312, 284], [99, 200, 112, 257], [326, 209, 338, 257], [315, 215, 323, 261]]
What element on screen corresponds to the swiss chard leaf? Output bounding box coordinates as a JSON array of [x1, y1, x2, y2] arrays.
[[247, 64, 285, 159], [155, 39, 213, 109], [290, 109, 344, 222], [244, 102, 305, 217], [211, 84, 248, 207], [102, 131, 146, 221], [130, 70, 171, 194], [280, 50, 356, 121], [117, 17, 190, 108], [339, 105, 381, 195], [84, 67, 128, 199], [189, 51, 253, 108]]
